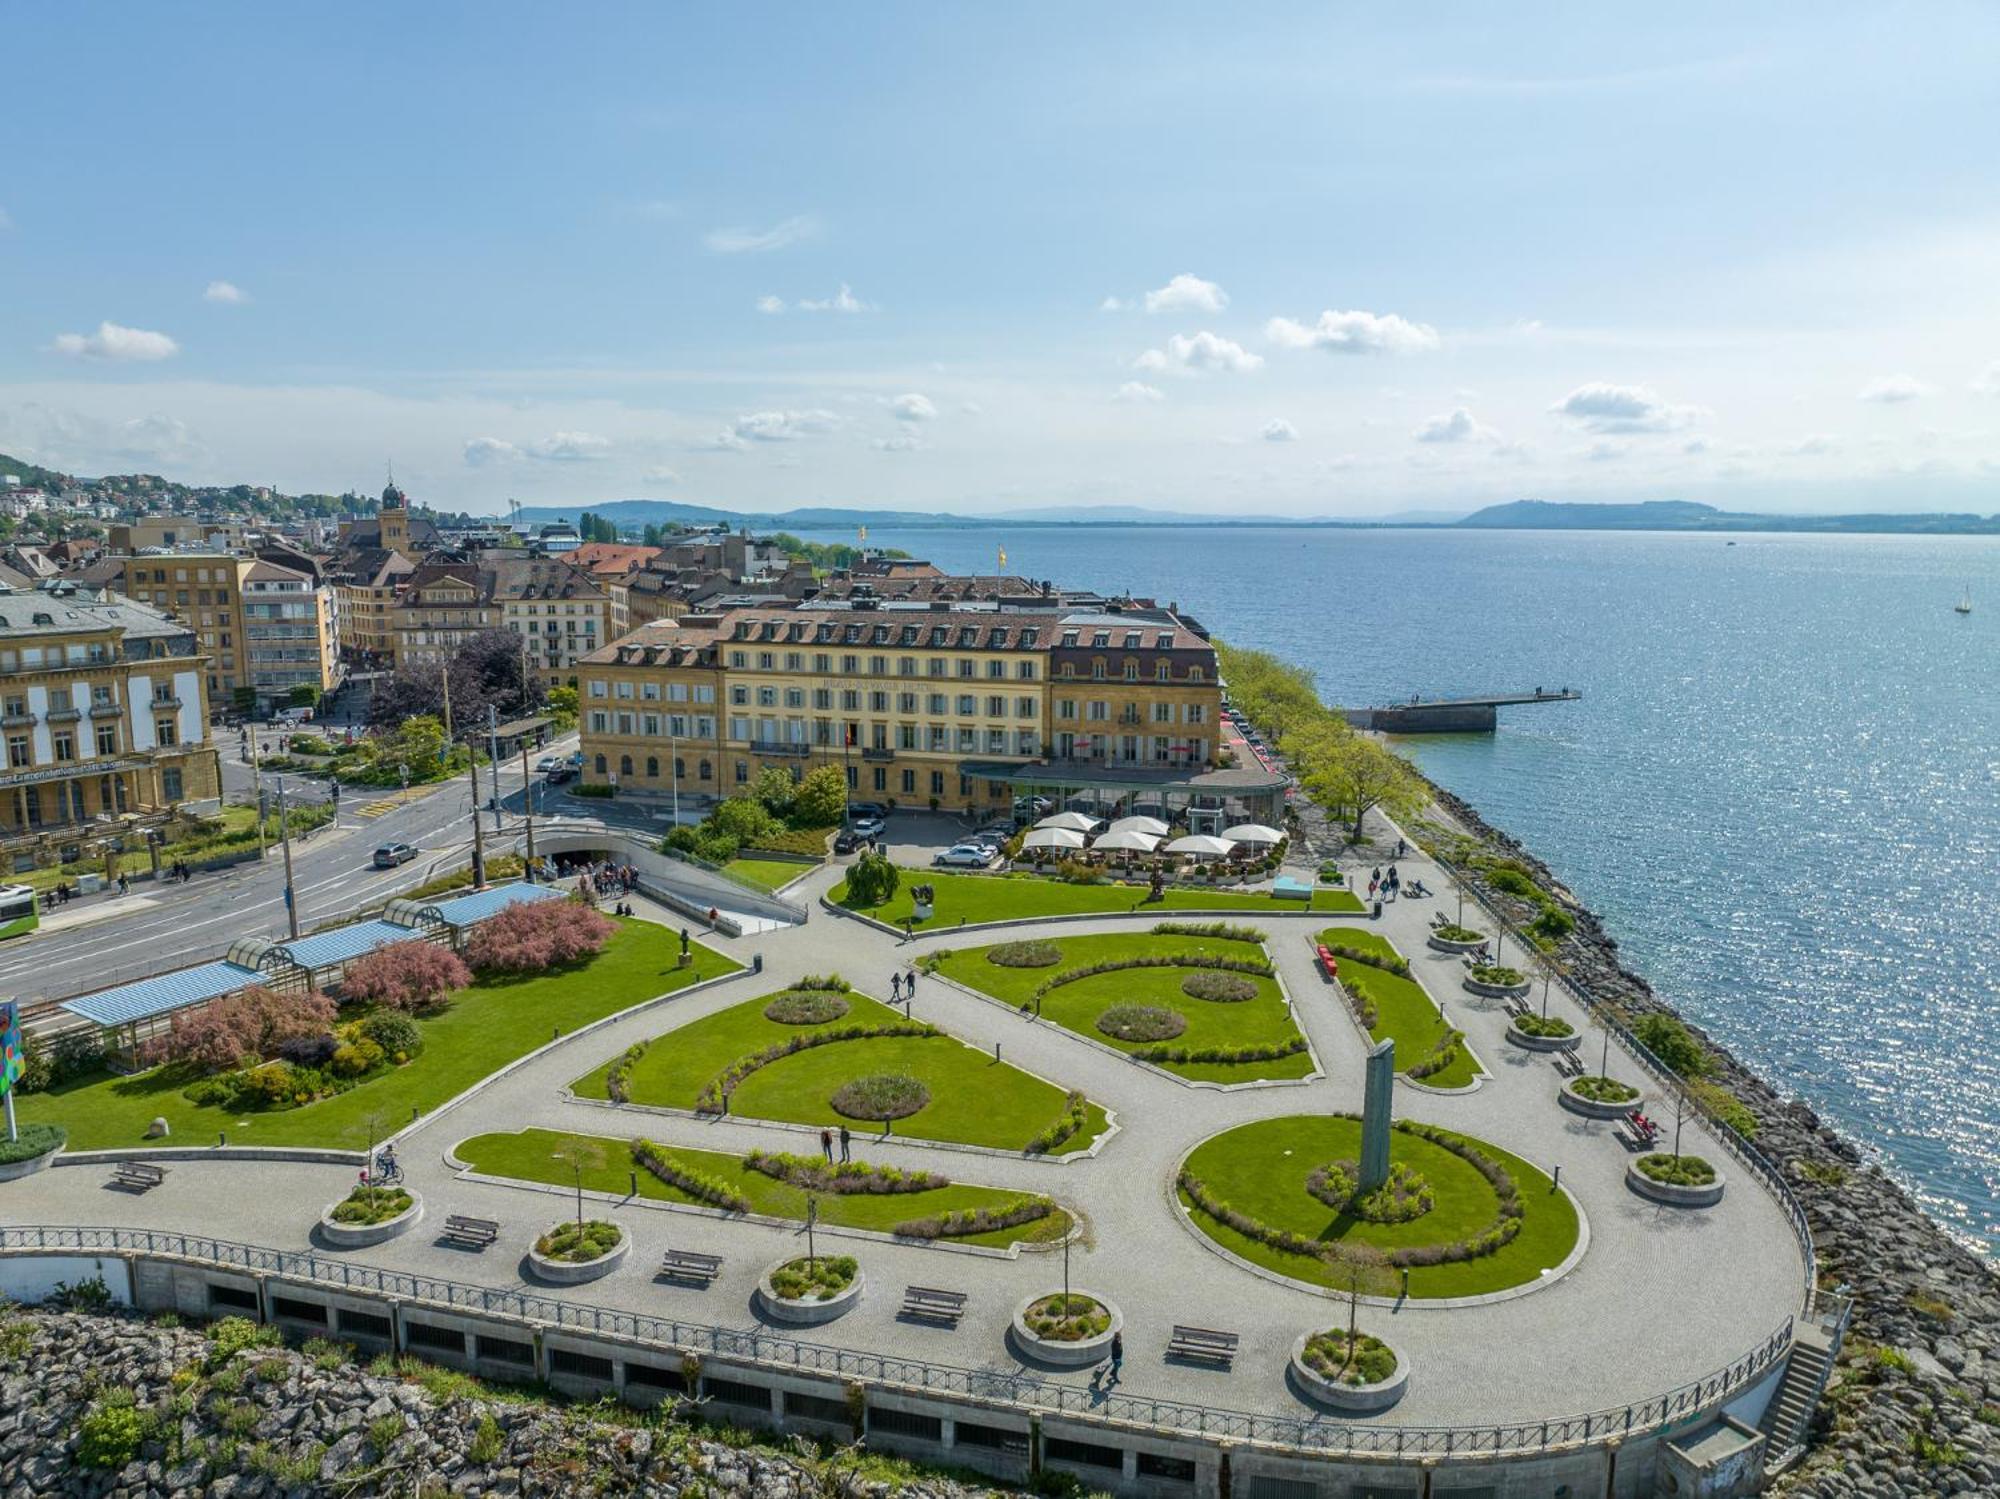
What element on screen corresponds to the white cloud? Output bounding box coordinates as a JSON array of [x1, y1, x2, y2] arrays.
[[1782, 434, 1837, 456], [1099, 296, 1127, 313], [716, 409, 839, 449], [795, 283, 870, 313], [202, 281, 248, 305], [1549, 381, 1702, 433], [643, 465, 682, 485], [1260, 418, 1298, 442], [703, 215, 819, 254], [1144, 273, 1228, 314], [1114, 381, 1165, 403], [1587, 439, 1627, 462], [1134, 331, 1263, 374], [872, 433, 923, 452], [463, 437, 518, 466], [1858, 373, 1929, 404], [1682, 438, 1710, 455], [890, 393, 937, 423], [49, 321, 179, 362], [1265, 308, 1441, 355], [755, 295, 786, 314], [1412, 407, 1497, 444], [1972, 361, 2000, 397], [463, 431, 610, 465]]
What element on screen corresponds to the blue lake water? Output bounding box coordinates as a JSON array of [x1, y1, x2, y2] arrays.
[[801, 523, 2000, 1254]]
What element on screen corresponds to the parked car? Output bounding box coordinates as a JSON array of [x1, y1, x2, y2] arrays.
[[934, 843, 996, 868], [846, 801, 888, 822], [832, 829, 866, 854], [372, 842, 418, 869], [536, 755, 561, 773], [1012, 795, 1053, 819], [848, 814, 885, 839], [545, 764, 576, 785], [968, 824, 1011, 848]]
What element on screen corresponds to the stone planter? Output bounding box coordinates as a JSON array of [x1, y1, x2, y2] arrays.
[[755, 1256, 864, 1325], [1461, 975, 1531, 1000], [1559, 1077, 1642, 1120], [1626, 1158, 1726, 1208], [526, 1223, 631, 1285], [1505, 1020, 1581, 1053], [1009, 1291, 1122, 1368], [0, 1145, 64, 1183], [1427, 932, 1487, 955], [318, 1192, 424, 1249], [1289, 1332, 1410, 1413]]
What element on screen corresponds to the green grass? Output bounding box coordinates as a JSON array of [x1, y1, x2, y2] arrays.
[[17, 921, 741, 1151], [457, 1127, 1073, 1249], [1319, 927, 1481, 1088], [833, 869, 1363, 928], [1177, 1115, 1579, 1298], [723, 857, 815, 893], [933, 931, 1313, 1083], [574, 989, 1107, 1153]]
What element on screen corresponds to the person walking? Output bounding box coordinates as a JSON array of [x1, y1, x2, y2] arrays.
[[820, 1127, 834, 1163], [889, 972, 902, 1003], [838, 1126, 852, 1163], [1105, 1330, 1124, 1388]]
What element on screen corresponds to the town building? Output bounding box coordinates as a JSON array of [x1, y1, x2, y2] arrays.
[[119, 552, 341, 715]]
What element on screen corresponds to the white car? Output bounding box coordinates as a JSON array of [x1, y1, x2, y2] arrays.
[[536, 755, 560, 773], [933, 843, 996, 868]]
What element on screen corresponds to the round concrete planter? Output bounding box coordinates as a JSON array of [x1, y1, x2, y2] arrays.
[[1626, 1158, 1726, 1208], [1505, 1020, 1581, 1053], [0, 1142, 64, 1183], [1427, 932, 1487, 955], [1559, 1077, 1643, 1120], [318, 1192, 424, 1249], [1290, 1332, 1410, 1413], [755, 1256, 864, 1325], [526, 1223, 631, 1285], [1010, 1291, 1123, 1368], [1461, 975, 1532, 1000]]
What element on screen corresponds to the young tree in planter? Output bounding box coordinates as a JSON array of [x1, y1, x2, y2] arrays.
[[1324, 1241, 1398, 1373], [845, 850, 899, 908], [341, 940, 473, 1015], [551, 1136, 608, 1235]]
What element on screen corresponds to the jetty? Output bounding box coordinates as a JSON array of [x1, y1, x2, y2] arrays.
[[1343, 687, 1580, 733]]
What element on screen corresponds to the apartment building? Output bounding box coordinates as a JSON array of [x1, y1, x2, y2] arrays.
[[120, 553, 341, 714], [390, 562, 495, 667], [493, 557, 609, 685], [0, 584, 222, 854]]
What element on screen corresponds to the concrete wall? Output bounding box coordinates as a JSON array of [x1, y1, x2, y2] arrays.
[[523, 827, 806, 926]]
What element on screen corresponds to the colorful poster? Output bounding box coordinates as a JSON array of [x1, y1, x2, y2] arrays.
[[0, 1001, 20, 1098]]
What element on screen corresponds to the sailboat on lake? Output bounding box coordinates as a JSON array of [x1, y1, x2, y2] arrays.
[[1954, 587, 1973, 615]]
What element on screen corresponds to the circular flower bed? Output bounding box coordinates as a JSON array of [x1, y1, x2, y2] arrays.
[[988, 940, 1062, 968], [319, 1184, 424, 1249], [763, 990, 851, 1025], [1638, 1153, 1715, 1186], [1559, 1074, 1642, 1119], [1467, 964, 1523, 988], [1291, 1330, 1409, 1412], [1010, 1291, 1123, 1367], [0, 1122, 67, 1182], [1434, 924, 1484, 944], [1181, 970, 1257, 1003], [331, 1185, 412, 1226], [527, 1219, 630, 1284], [757, 1254, 863, 1324], [1095, 1004, 1187, 1042], [1507, 1013, 1580, 1052], [830, 1073, 931, 1121], [1306, 1160, 1434, 1224], [1628, 1153, 1725, 1207]]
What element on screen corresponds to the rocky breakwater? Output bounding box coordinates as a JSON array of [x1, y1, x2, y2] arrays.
[[0, 1300, 1012, 1499], [1418, 781, 1998, 1497]]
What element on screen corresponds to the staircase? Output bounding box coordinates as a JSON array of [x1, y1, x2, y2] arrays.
[[1760, 1320, 1839, 1472]]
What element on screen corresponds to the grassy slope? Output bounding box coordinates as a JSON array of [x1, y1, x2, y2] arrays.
[[1319, 926, 1481, 1089], [832, 870, 1362, 929], [456, 1127, 1071, 1249], [933, 931, 1313, 1083], [722, 857, 815, 893], [19, 921, 740, 1151], [1176, 1115, 1579, 1298], [573, 988, 1107, 1154]]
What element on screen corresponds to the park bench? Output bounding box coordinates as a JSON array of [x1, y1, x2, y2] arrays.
[[660, 1249, 724, 1285], [1168, 1325, 1240, 1366], [899, 1285, 968, 1325], [442, 1215, 499, 1249], [110, 1161, 168, 1192], [1617, 1113, 1661, 1152]]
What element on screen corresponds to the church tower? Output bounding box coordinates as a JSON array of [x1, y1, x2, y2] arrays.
[[379, 479, 411, 554]]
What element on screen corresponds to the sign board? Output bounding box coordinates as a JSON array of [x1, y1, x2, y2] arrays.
[[0, 1001, 22, 1099]]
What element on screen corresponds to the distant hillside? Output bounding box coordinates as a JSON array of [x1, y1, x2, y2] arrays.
[[1457, 498, 2000, 535], [513, 499, 1365, 531], [0, 451, 73, 490]]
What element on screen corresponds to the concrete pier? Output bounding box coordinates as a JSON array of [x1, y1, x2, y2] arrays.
[[1343, 688, 1581, 733]]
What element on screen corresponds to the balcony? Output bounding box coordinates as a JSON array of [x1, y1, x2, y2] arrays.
[[861, 747, 895, 762], [89, 702, 124, 719], [746, 741, 812, 758], [1, 712, 34, 729], [44, 706, 81, 724], [149, 695, 183, 711]]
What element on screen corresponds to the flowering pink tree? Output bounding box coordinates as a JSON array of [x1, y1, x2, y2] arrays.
[[153, 984, 337, 1072], [340, 940, 472, 1015], [465, 898, 615, 974]]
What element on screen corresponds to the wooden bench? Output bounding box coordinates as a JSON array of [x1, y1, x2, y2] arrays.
[[660, 1249, 724, 1285], [110, 1161, 168, 1192], [899, 1285, 968, 1325], [441, 1215, 499, 1249], [1553, 1049, 1586, 1079], [1168, 1325, 1240, 1366]]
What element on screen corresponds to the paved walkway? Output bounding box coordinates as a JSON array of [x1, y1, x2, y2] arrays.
[[1, 833, 1807, 1434]]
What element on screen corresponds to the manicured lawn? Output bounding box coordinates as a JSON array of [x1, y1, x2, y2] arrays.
[[1319, 927, 1482, 1089], [574, 988, 1107, 1154], [833, 869, 1361, 929], [723, 857, 816, 893], [16, 921, 740, 1152], [932, 931, 1313, 1083], [457, 1127, 1072, 1249], [1176, 1115, 1579, 1299]]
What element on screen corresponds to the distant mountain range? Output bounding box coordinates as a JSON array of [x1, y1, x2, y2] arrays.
[[1456, 499, 2000, 534]]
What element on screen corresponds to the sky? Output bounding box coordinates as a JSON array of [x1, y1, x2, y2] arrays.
[[4, 3, 2000, 519]]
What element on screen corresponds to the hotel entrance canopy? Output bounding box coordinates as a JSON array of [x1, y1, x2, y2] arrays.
[[959, 758, 1289, 820]]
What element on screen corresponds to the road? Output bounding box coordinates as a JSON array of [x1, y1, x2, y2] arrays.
[[0, 730, 672, 1008]]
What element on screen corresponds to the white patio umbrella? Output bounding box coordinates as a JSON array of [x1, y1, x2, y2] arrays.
[[1092, 828, 1161, 853], [1105, 815, 1169, 838], [1165, 833, 1237, 859], [1022, 827, 1087, 851], [1222, 823, 1284, 845], [1036, 811, 1101, 833]]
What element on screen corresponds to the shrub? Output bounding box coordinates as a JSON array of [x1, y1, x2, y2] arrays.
[[762, 989, 851, 1024], [1530, 906, 1575, 944], [1407, 1029, 1468, 1081], [1152, 920, 1267, 943], [1433, 924, 1484, 944], [1637, 1153, 1716, 1187], [843, 850, 900, 908], [1633, 1013, 1710, 1077], [632, 1140, 750, 1212], [830, 1073, 930, 1121], [1690, 1079, 1758, 1139], [466, 897, 615, 973], [1036, 952, 1272, 997], [1181, 970, 1257, 1003], [1511, 1013, 1574, 1039], [330, 1185, 413, 1225], [895, 1197, 1059, 1240], [76, 1390, 155, 1470], [535, 1220, 623, 1262], [1026, 1090, 1092, 1154], [357, 1010, 423, 1061], [1570, 1075, 1639, 1104], [693, 1020, 939, 1114], [0, 1122, 65, 1165], [768, 1255, 857, 1301], [1053, 857, 1105, 885], [746, 1150, 947, 1195], [1095, 1004, 1187, 1042], [208, 1315, 281, 1365], [1301, 1331, 1397, 1386], [340, 940, 471, 1015], [604, 1041, 648, 1103], [1467, 964, 1524, 987], [987, 940, 1062, 968], [1483, 865, 1542, 899], [1132, 1037, 1308, 1065], [1305, 1160, 1432, 1223], [1327, 943, 1409, 977], [1022, 1293, 1108, 1341]]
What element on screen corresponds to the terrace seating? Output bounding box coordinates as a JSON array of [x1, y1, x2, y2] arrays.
[[1553, 1049, 1587, 1079], [660, 1249, 724, 1285], [899, 1285, 968, 1325], [1168, 1325, 1240, 1366], [1314, 944, 1340, 981], [1618, 1112, 1661, 1151], [442, 1215, 499, 1249], [110, 1161, 168, 1192]]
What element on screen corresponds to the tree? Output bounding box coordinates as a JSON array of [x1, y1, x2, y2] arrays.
[[709, 794, 780, 846], [792, 764, 847, 828], [154, 985, 336, 1073], [341, 940, 473, 1015], [845, 850, 899, 908], [369, 629, 547, 730], [465, 897, 615, 973], [1290, 721, 1426, 845], [749, 766, 798, 820], [544, 685, 578, 730], [1634, 1012, 1709, 1078], [551, 1136, 608, 1232], [1323, 1241, 1398, 1368]]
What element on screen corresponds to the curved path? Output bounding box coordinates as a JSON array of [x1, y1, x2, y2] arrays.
[[2, 838, 1806, 1433]]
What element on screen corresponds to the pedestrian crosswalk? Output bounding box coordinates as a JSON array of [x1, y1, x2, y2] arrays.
[[353, 799, 402, 820]]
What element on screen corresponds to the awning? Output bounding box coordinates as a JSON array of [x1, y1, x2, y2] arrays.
[[60, 960, 263, 1029]]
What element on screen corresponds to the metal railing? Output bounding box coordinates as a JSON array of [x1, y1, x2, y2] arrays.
[[2, 1224, 1793, 1461]]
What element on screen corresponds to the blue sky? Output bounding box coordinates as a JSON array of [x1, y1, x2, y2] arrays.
[[4, 3, 1999, 516]]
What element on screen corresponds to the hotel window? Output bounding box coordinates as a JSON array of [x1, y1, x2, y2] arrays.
[[643, 715, 660, 736], [615, 680, 634, 699], [1156, 662, 1171, 682], [870, 691, 889, 712], [1187, 704, 1207, 723], [1153, 702, 1174, 723], [641, 682, 660, 700], [784, 688, 804, 708], [986, 659, 1005, 679], [1058, 662, 1075, 679], [956, 694, 976, 715], [1088, 701, 1109, 722], [899, 656, 917, 677], [96, 725, 118, 756], [841, 655, 858, 673], [870, 655, 887, 675], [1124, 660, 1140, 681], [589, 711, 608, 733], [813, 653, 831, 673], [987, 695, 1006, 716], [1016, 659, 1037, 680], [928, 658, 948, 678], [51, 733, 75, 762], [785, 652, 804, 671], [668, 682, 688, 702], [957, 659, 976, 679], [899, 724, 918, 749], [6, 735, 28, 768], [1018, 696, 1038, 718], [928, 693, 948, 715], [1057, 699, 1077, 721], [900, 768, 916, 794], [813, 688, 832, 710], [1189, 667, 1204, 682], [758, 652, 775, 670], [730, 651, 747, 667], [840, 690, 860, 711], [155, 719, 178, 747], [756, 687, 777, 707], [872, 767, 887, 792], [588, 679, 608, 698], [1091, 659, 1107, 680], [730, 686, 749, 705]]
